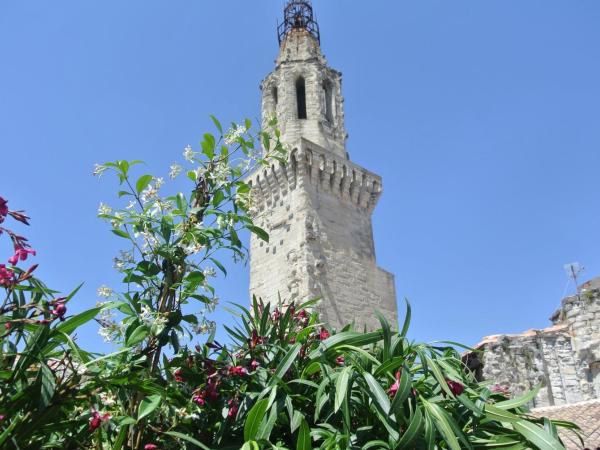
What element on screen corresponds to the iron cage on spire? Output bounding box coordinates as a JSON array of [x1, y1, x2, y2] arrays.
[[277, 0, 320, 45]]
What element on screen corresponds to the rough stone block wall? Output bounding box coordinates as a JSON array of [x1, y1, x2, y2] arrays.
[[474, 279, 600, 407]]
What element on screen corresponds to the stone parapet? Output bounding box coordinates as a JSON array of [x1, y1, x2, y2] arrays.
[[249, 139, 382, 214]]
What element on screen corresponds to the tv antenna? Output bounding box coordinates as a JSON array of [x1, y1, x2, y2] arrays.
[[563, 262, 585, 297]]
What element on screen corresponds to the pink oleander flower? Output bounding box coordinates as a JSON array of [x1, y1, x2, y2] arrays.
[[144, 444, 159, 450], [174, 369, 184, 382], [0, 265, 15, 287], [8, 247, 36, 266], [446, 379, 464, 396], [319, 327, 330, 341], [227, 399, 239, 419], [249, 360, 260, 371], [192, 394, 205, 407], [0, 415, 5, 421], [228, 365, 247, 377], [388, 370, 401, 397], [336, 356, 345, 366], [89, 411, 110, 431], [272, 308, 282, 321], [4, 322, 11, 331]]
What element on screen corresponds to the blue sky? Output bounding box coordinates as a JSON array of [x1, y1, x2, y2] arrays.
[[1, 1, 599, 351]]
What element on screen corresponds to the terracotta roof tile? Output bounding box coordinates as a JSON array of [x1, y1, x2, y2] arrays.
[[533, 399, 600, 449]]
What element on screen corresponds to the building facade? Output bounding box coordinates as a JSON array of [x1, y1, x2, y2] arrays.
[[247, 1, 397, 330]]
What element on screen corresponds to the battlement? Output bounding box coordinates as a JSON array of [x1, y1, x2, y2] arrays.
[[249, 139, 382, 213]]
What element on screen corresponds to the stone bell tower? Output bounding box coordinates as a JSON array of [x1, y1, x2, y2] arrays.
[[248, 0, 397, 330]]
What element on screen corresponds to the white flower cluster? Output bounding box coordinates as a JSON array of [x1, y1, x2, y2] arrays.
[[169, 163, 182, 180], [194, 319, 216, 335], [224, 124, 247, 145], [113, 250, 134, 272], [183, 145, 195, 162], [97, 305, 124, 344], [97, 285, 113, 298], [140, 305, 168, 335], [98, 202, 112, 216], [99, 391, 116, 407], [208, 162, 230, 187]]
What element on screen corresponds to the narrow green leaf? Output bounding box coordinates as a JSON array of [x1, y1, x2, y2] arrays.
[[296, 419, 311, 450], [164, 431, 211, 450], [39, 363, 56, 408], [363, 372, 391, 414], [513, 420, 564, 450], [423, 399, 462, 450], [334, 366, 352, 413], [56, 307, 100, 336], [270, 343, 301, 385], [244, 398, 269, 441], [400, 298, 412, 338], [112, 229, 130, 239], [495, 384, 541, 410], [396, 406, 424, 448], [308, 330, 383, 360], [484, 404, 520, 423]]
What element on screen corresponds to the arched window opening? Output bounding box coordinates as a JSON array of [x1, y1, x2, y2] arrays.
[[323, 80, 333, 123], [296, 77, 307, 120]]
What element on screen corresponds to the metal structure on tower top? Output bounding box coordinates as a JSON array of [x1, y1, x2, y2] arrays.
[[277, 0, 320, 45]]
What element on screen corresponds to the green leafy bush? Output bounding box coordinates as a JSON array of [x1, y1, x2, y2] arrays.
[[0, 117, 579, 449]]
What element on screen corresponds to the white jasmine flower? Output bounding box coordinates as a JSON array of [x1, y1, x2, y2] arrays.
[[169, 163, 182, 180], [93, 164, 108, 177], [97, 285, 113, 298], [99, 392, 116, 407], [126, 200, 136, 210], [183, 145, 195, 162], [98, 202, 112, 216], [202, 267, 216, 278], [224, 124, 247, 145], [140, 185, 158, 204], [154, 177, 164, 189]]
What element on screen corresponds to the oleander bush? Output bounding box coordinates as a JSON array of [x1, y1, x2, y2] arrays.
[[0, 117, 579, 449]]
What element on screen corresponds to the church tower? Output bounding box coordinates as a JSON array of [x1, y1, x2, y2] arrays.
[[248, 0, 397, 330]]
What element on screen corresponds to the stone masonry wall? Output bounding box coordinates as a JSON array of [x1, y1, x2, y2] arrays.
[[474, 279, 600, 407]]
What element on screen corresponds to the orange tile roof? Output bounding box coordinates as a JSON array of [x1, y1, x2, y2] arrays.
[[533, 399, 600, 449]]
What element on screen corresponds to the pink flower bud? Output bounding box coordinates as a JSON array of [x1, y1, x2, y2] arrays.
[[144, 444, 159, 450], [52, 303, 67, 319], [319, 328, 330, 341]]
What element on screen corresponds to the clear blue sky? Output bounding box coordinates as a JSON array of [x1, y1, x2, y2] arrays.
[[1, 1, 599, 351]]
